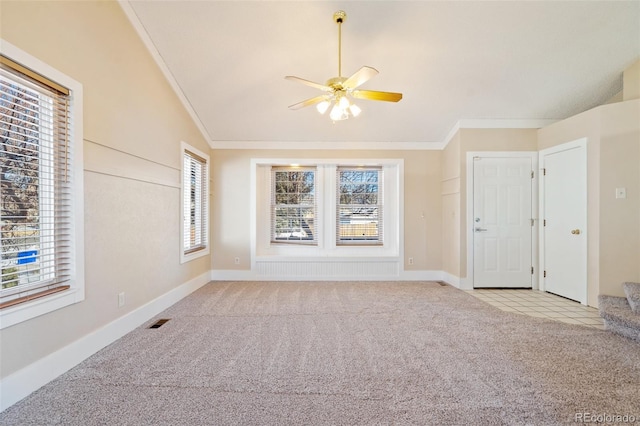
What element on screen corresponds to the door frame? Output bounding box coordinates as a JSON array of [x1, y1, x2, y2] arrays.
[[538, 138, 588, 304], [464, 151, 539, 290]]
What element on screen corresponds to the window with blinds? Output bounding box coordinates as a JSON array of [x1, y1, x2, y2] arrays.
[[271, 167, 317, 244], [337, 167, 383, 245], [182, 148, 208, 257], [0, 55, 73, 308]]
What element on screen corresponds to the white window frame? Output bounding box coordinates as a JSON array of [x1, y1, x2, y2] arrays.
[[253, 159, 401, 260], [336, 167, 384, 246], [270, 166, 318, 245], [180, 142, 210, 263], [0, 40, 84, 330]]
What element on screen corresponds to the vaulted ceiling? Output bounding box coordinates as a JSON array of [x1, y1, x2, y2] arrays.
[[125, 1, 640, 148]]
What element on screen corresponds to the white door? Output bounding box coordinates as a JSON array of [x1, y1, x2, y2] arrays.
[[541, 141, 587, 303], [473, 157, 533, 288]]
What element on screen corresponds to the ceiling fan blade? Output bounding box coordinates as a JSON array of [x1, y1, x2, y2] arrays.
[[285, 76, 332, 92], [288, 95, 331, 110], [351, 89, 403, 102], [343, 66, 379, 89]]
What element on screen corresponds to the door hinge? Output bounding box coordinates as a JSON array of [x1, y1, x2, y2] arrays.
[[544, 270, 547, 278], [531, 170, 534, 179], [543, 219, 546, 227], [531, 266, 534, 275], [543, 168, 546, 176], [531, 218, 534, 226]]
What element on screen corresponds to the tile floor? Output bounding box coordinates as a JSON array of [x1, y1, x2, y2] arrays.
[[465, 288, 605, 330]]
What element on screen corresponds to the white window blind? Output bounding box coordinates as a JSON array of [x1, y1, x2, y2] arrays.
[[183, 149, 207, 255], [1, 56, 73, 307], [336, 167, 383, 245], [271, 167, 317, 244]]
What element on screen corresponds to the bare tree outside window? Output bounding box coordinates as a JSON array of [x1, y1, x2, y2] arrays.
[[1, 80, 42, 289], [272, 169, 316, 243], [337, 168, 383, 244]]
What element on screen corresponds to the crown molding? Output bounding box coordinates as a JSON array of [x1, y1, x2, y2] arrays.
[[210, 140, 445, 150]]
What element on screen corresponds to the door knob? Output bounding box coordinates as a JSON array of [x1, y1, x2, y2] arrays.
[[571, 229, 581, 235], [475, 227, 488, 232]]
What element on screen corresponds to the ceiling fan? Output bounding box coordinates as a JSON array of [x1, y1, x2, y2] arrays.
[[285, 10, 402, 121]]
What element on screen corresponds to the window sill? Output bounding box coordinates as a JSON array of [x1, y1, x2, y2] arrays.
[[0, 286, 84, 330], [180, 246, 210, 264]]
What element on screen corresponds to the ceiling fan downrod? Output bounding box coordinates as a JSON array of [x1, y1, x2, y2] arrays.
[[334, 11, 346, 78]]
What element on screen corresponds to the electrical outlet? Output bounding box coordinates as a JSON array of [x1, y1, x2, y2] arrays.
[[234, 257, 240, 265], [118, 292, 125, 308], [408, 257, 414, 265]]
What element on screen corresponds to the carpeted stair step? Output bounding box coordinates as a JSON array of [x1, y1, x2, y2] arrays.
[[623, 282, 640, 314], [599, 295, 640, 342]]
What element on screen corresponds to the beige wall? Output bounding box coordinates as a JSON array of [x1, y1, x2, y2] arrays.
[[440, 129, 538, 282], [0, 1, 210, 378], [623, 59, 640, 101], [211, 149, 442, 272]]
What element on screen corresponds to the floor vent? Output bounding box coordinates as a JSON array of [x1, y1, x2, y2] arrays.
[[149, 319, 170, 329]]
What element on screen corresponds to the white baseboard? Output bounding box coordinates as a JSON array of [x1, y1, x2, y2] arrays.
[[211, 269, 259, 281], [442, 272, 461, 288], [0, 271, 210, 412], [458, 277, 473, 290], [399, 270, 444, 281]]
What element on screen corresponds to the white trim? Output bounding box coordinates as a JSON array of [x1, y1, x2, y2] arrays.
[[465, 151, 539, 290], [117, 1, 213, 148], [252, 158, 403, 260], [441, 272, 461, 288], [212, 120, 557, 151], [459, 276, 473, 290], [0, 40, 85, 330], [457, 119, 557, 131], [212, 140, 445, 151], [180, 142, 210, 264], [0, 272, 210, 412]]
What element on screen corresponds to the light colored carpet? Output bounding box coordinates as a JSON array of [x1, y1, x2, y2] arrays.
[[2, 281, 639, 425]]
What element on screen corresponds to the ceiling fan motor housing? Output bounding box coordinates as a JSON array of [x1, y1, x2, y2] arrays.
[[333, 10, 346, 23]]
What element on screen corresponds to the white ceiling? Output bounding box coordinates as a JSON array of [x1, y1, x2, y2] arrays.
[[125, 1, 640, 148]]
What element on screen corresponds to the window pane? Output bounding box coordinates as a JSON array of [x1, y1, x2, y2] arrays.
[[271, 168, 316, 244], [183, 150, 207, 254], [1, 65, 70, 297], [337, 168, 383, 245]]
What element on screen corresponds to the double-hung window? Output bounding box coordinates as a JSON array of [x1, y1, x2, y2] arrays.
[[0, 48, 84, 327], [256, 160, 399, 259], [336, 167, 383, 245], [271, 167, 317, 244], [181, 143, 209, 263]]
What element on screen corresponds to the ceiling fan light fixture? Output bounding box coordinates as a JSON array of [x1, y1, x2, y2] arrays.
[[330, 103, 349, 121], [285, 10, 402, 121], [316, 100, 331, 114], [338, 94, 350, 109]]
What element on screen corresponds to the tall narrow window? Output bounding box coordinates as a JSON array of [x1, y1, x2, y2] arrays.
[[271, 167, 317, 244], [337, 167, 383, 245], [181, 144, 209, 262], [0, 55, 74, 308]]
